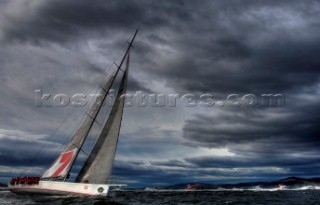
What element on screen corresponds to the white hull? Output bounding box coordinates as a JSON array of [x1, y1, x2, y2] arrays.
[[8, 181, 109, 197]]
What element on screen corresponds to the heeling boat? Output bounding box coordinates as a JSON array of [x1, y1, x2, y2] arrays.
[[8, 30, 138, 197]]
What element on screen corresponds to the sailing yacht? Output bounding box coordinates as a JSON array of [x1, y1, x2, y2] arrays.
[[8, 30, 138, 197]]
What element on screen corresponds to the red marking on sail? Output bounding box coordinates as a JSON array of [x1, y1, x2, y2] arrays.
[[52, 150, 75, 177]]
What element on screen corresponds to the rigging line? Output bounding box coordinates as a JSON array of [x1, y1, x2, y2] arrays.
[[35, 48, 125, 176], [71, 142, 89, 156], [75, 44, 127, 129], [68, 42, 127, 125], [69, 30, 138, 180], [43, 41, 129, 178], [83, 38, 128, 100], [72, 35, 129, 123], [62, 47, 121, 122], [84, 104, 109, 156], [20, 36, 129, 178], [66, 49, 131, 178], [83, 70, 124, 157], [25, 32, 133, 179], [76, 41, 134, 183], [34, 103, 93, 177], [80, 34, 128, 92], [24, 73, 112, 177], [22, 106, 88, 177], [85, 112, 102, 126]]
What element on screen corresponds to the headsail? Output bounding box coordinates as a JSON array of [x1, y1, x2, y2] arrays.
[[42, 67, 118, 179], [76, 50, 130, 184]]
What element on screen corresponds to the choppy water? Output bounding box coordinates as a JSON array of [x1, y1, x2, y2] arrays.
[[0, 189, 320, 205]]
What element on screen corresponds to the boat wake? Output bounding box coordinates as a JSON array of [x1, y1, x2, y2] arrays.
[[128, 185, 320, 192]]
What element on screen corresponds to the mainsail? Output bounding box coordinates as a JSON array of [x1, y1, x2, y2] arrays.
[[76, 50, 130, 183], [42, 70, 117, 179]]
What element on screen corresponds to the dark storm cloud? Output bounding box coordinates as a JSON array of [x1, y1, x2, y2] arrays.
[[0, 0, 193, 43], [184, 154, 320, 179], [183, 98, 320, 152], [129, 0, 320, 94], [185, 154, 320, 169], [181, 91, 320, 179], [1, 0, 320, 93], [165, 37, 320, 94], [1, 0, 142, 42], [0, 134, 61, 167]]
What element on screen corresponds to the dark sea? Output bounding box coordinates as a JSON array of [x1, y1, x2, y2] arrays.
[[0, 189, 319, 205]]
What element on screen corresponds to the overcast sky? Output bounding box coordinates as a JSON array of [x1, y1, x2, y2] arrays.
[[1, 0, 320, 187]]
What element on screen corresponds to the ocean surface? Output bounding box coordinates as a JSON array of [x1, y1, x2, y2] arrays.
[[0, 189, 319, 205]]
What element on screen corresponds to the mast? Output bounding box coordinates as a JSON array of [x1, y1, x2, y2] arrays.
[[64, 29, 138, 179], [76, 30, 137, 184]]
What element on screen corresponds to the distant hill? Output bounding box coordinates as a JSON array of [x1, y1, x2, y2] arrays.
[[270, 176, 320, 186], [158, 176, 320, 190], [0, 183, 7, 187]]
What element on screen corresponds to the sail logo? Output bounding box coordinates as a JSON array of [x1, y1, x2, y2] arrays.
[[42, 149, 77, 178]]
